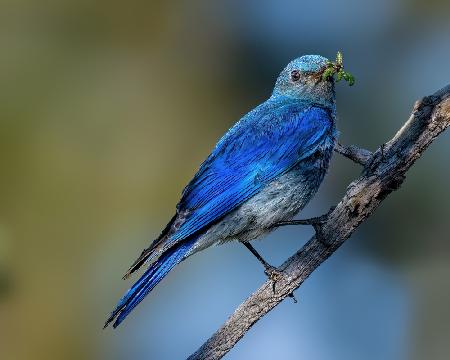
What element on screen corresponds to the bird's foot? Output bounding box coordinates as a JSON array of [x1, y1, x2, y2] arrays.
[[264, 265, 297, 303], [243, 242, 297, 302], [264, 265, 283, 284]]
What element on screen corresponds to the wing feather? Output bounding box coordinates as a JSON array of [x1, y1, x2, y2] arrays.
[[169, 104, 333, 245], [125, 103, 334, 277]]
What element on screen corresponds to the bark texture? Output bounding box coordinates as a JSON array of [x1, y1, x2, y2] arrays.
[[188, 84, 450, 360]]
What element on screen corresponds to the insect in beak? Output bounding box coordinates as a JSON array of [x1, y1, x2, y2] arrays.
[[322, 51, 355, 86]]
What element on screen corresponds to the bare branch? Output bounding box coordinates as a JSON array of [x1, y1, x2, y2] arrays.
[[334, 142, 372, 165], [188, 84, 450, 360]]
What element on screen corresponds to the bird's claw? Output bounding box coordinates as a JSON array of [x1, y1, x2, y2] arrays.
[[306, 206, 335, 246], [264, 266, 298, 303], [264, 265, 283, 287]]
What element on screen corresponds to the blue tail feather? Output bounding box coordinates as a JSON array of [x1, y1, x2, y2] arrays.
[[104, 237, 196, 328]]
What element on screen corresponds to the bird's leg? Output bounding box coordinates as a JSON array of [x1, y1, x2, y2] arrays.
[[273, 206, 335, 247], [243, 242, 282, 286], [243, 242, 297, 303]]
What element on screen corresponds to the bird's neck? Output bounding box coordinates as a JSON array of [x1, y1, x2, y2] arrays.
[[268, 93, 336, 114]]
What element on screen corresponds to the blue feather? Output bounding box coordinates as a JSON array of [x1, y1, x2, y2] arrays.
[[170, 103, 333, 244], [106, 54, 338, 330], [104, 237, 197, 328], [106, 104, 333, 328]]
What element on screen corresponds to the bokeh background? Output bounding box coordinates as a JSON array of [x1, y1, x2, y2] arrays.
[[1, 1, 450, 359]]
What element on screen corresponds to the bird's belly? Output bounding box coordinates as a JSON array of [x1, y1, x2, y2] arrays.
[[188, 150, 332, 256]]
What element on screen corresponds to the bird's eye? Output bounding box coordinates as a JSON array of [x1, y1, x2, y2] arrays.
[[290, 70, 301, 82]]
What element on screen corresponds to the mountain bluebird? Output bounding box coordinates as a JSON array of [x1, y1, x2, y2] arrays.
[[105, 54, 340, 328]]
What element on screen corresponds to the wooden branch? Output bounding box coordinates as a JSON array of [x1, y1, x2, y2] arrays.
[[334, 142, 372, 165], [188, 84, 450, 360]]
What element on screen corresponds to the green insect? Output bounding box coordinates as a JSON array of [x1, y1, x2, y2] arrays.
[[322, 51, 355, 86]]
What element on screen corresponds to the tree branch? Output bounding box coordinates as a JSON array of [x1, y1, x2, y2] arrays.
[[334, 142, 372, 166], [188, 84, 450, 360]]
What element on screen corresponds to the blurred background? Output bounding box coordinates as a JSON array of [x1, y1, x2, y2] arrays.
[[1, 0, 450, 359]]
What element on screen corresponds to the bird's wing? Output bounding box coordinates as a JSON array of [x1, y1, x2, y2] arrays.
[[124, 104, 333, 277]]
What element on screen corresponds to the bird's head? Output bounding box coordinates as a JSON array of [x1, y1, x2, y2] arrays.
[[273, 53, 354, 108]]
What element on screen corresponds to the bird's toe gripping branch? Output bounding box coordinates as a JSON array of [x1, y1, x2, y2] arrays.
[[264, 266, 298, 303], [243, 242, 297, 302]]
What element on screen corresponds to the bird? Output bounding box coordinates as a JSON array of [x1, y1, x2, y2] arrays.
[[104, 54, 341, 329]]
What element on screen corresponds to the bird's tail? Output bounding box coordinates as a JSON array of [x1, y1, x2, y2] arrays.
[[104, 237, 196, 329]]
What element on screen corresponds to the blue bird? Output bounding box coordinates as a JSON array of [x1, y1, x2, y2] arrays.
[[105, 54, 339, 329]]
